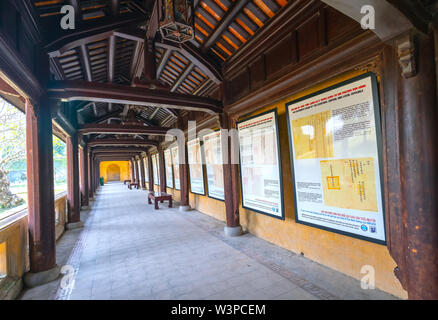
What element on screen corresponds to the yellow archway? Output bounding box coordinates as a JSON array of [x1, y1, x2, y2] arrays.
[[107, 164, 121, 182]]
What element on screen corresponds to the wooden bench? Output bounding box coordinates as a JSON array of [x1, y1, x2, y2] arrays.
[[148, 192, 172, 210], [123, 180, 131, 185], [128, 182, 139, 190]]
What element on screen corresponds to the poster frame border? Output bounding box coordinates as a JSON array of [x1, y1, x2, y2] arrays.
[[170, 145, 181, 191], [187, 138, 206, 196], [236, 109, 285, 221], [152, 153, 160, 186], [200, 129, 225, 202], [285, 72, 387, 245], [164, 148, 174, 189]]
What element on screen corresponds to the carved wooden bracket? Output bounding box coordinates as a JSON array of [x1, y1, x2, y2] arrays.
[[396, 34, 417, 78]]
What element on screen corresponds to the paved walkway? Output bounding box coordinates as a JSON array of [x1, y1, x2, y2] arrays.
[[20, 182, 397, 300]]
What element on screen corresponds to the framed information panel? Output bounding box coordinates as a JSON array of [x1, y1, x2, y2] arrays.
[[286, 73, 386, 244], [202, 131, 225, 201], [171, 145, 180, 190], [143, 157, 149, 183], [164, 149, 174, 188], [187, 138, 205, 195], [237, 110, 284, 220], [152, 154, 160, 186]]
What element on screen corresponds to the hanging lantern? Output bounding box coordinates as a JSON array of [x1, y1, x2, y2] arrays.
[[158, 0, 194, 44]]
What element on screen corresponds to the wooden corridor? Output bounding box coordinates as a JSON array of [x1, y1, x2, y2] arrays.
[[20, 183, 396, 300]]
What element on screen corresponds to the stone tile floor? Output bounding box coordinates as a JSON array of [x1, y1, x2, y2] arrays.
[[19, 182, 398, 300]]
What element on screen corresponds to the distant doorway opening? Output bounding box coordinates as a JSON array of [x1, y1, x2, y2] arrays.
[[107, 164, 121, 182]]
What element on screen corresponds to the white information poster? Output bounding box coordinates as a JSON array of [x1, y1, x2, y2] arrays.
[[202, 131, 225, 201], [152, 154, 160, 186], [187, 138, 205, 195], [144, 157, 149, 183], [286, 73, 386, 243], [164, 149, 174, 188], [237, 111, 284, 219], [171, 146, 180, 190]]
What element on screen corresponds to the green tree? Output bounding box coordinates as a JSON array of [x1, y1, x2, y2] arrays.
[[0, 98, 25, 210]]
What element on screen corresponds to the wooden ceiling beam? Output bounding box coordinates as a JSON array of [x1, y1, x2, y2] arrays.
[[108, 36, 116, 82], [92, 147, 148, 153], [48, 80, 223, 114], [171, 62, 194, 92], [109, 0, 120, 16], [87, 138, 159, 147], [78, 44, 93, 81], [201, 0, 250, 53], [80, 123, 171, 136]]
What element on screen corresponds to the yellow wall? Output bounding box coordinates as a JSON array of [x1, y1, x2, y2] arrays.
[[100, 161, 131, 183], [189, 191, 226, 222], [0, 213, 28, 299], [167, 187, 181, 203], [236, 69, 406, 299], [0, 241, 6, 276]]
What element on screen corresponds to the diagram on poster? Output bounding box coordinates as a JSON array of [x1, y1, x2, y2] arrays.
[[202, 131, 225, 201], [237, 111, 284, 219], [320, 158, 377, 212], [287, 73, 386, 243], [187, 138, 205, 195]]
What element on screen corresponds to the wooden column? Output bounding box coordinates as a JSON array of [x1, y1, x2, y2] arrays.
[[144, 38, 157, 82], [147, 153, 154, 191], [66, 133, 81, 223], [88, 149, 93, 199], [129, 159, 134, 182], [79, 146, 89, 207], [139, 155, 146, 189], [391, 32, 438, 299], [220, 113, 241, 233], [25, 99, 57, 273], [134, 157, 140, 183], [93, 157, 98, 193], [158, 147, 167, 193], [95, 159, 100, 190], [177, 119, 190, 208]]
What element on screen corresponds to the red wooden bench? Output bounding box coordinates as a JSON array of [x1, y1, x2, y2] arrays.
[[148, 192, 172, 210], [128, 182, 139, 190], [124, 180, 131, 185]]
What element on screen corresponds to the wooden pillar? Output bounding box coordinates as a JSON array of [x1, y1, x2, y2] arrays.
[[158, 147, 166, 193], [25, 99, 57, 274], [95, 159, 100, 190], [392, 31, 438, 299], [134, 157, 140, 183], [147, 153, 154, 191], [88, 149, 93, 199], [130, 159, 134, 182], [79, 146, 89, 207], [177, 119, 190, 208], [144, 38, 157, 82], [220, 112, 241, 235], [66, 133, 81, 224], [139, 155, 146, 189]]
